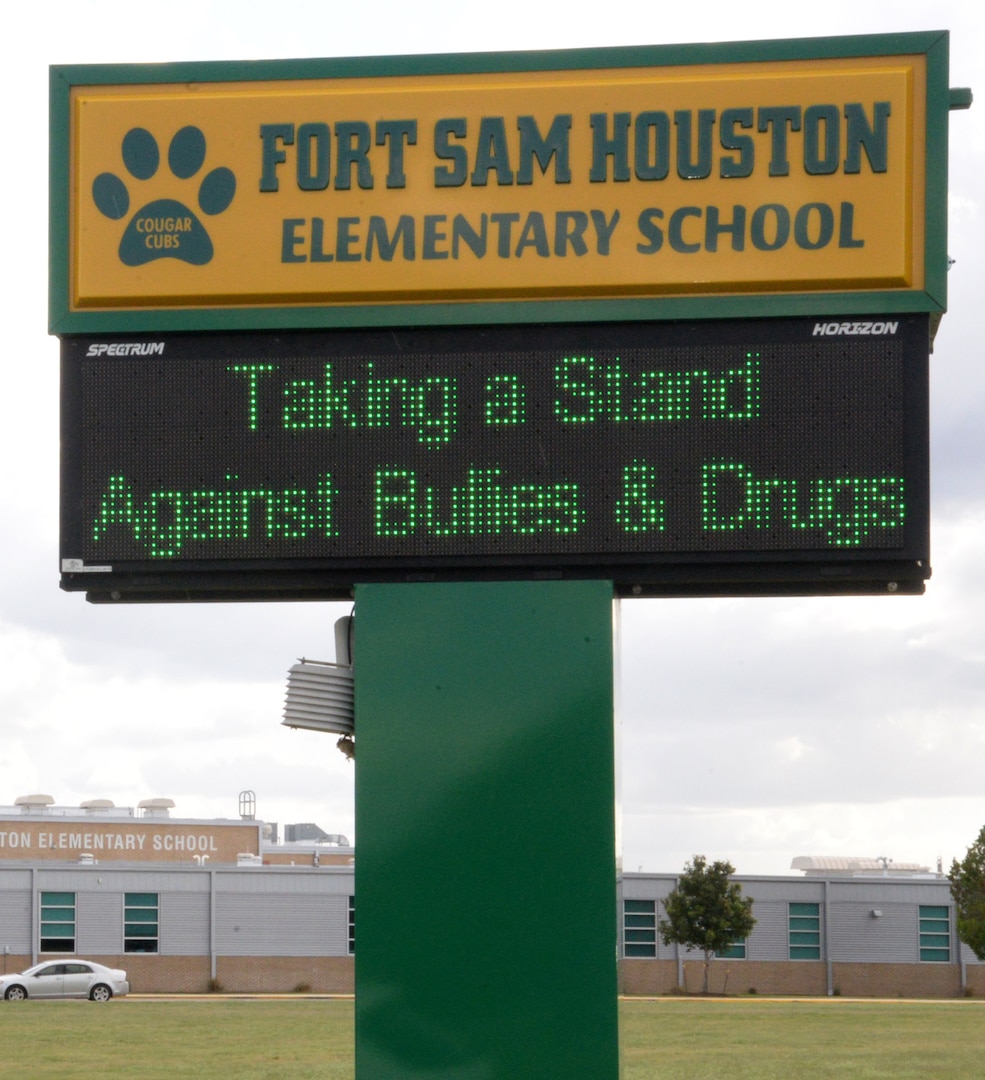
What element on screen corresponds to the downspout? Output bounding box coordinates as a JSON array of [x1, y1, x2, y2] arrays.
[[823, 878, 833, 996], [956, 907, 966, 994], [31, 866, 38, 966], [209, 868, 217, 982], [671, 877, 684, 990]]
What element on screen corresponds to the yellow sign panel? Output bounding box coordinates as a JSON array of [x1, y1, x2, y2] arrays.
[[70, 54, 926, 312]]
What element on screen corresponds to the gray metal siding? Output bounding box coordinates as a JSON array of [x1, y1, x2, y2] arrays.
[[78, 892, 123, 955], [215, 870, 353, 895], [959, 941, 980, 964], [0, 869, 32, 890], [828, 902, 920, 963], [1, 865, 980, 973], [744, 900, 798, 961], [653, 899, 675, 960], [161, 892, 211, 955], [827, 879, 953, 905], [618, 875, 983, 967], [0, 890, 31, 953], [654, 900, 675, 960], [742, 880, 825, 904], [215, 893, 349, 957], [621, 879, 818, 961], [34, 869, 211, 894], [621, 876, 675, 902]]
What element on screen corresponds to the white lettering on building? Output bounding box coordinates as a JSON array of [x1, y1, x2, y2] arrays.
[[1, 828, 223, 855]]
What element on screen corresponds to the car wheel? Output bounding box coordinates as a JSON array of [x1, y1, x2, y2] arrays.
[[4, 985, 28, 1000], [90, 983, 113, 1002]]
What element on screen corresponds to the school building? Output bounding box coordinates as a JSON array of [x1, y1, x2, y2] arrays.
[[1, 794, 981, 996]]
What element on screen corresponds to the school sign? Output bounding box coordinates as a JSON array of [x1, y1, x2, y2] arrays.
[[50, 31, 954, 333], [48, 35, 964, 1079]]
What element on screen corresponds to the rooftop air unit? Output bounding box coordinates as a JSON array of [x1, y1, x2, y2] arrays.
[[138, 798, 175, 818]]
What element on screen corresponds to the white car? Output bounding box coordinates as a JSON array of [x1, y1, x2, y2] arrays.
[[1, 960, 129, 1002]]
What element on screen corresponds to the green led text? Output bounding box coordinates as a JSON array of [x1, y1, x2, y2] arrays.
[[374, 467, 583, 537], [554, 352, 760, 423], [230, 361, 457, 445], [93, 474, 337, 558], [701, 462, 905, 546], [615, 461, 666, 533]]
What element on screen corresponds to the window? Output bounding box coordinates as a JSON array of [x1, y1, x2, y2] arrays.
[[789, 902, 821, 960], [348, 896, 355, 955], [623, 899, 657, 957], [124, 892, 159, 953], [716, 938, 746, 959], [40, 891, 76, 953], [919, 905, 950, 962]]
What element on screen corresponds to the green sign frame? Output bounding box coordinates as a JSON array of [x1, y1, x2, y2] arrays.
[[50, 30, 951, 335]]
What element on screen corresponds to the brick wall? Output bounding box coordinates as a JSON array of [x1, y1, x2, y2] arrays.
[[9, 949, 978, 998], [1, 954, 32, 979], [832, 962, 961, 998], [619, 958, 980, 998], [217, 956, 354, 993], [118, 954, 212, 993], [83, 954, 355, 993], [620, 958, 678, 995], [964, 964, 985, 996], [620, 958, 827, 996]]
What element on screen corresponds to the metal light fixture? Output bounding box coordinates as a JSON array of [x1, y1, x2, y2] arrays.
[[281, 617, 355, 758]]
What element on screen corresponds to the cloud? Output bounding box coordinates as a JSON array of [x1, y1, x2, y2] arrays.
[[0, 614, 355, 836], [618, 504, 985, 872], [625, 797, 985, 877]]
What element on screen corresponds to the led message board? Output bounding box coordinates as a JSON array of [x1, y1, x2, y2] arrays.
[[60, 315, 930, 600], [49, 31, 951, 334]]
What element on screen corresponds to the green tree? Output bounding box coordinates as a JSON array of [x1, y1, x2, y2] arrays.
[[950, 824, 985, 961], [659, 855, 756, 994]]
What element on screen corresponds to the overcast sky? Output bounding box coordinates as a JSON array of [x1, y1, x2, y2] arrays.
[[1, 0, 982, 877]]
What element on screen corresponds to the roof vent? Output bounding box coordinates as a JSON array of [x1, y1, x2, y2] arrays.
[[15, 794, 55, 813], [138, 797, 176, 818], [81, 799, 116, 814], [791, 855, 930, 876]]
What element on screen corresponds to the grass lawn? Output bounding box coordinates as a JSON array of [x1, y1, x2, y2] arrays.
[[621, 998, 985, 1079], [0, 996, 982, 1079]]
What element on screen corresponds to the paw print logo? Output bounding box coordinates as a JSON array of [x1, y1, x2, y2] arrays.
[[92, 126, 236, 266]]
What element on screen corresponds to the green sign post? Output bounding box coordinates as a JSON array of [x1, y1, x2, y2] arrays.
[[354, 580, 619, 1077]]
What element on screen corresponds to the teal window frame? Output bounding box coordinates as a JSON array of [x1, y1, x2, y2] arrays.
[[918, 905, 950, 962], [348, 896, 355, 955], [623, 899, 657, 958], [40, 891, 76, 953], [124, 892, 160, 954], [789, 902, 821, 960], [716, 938, 746, 959]]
